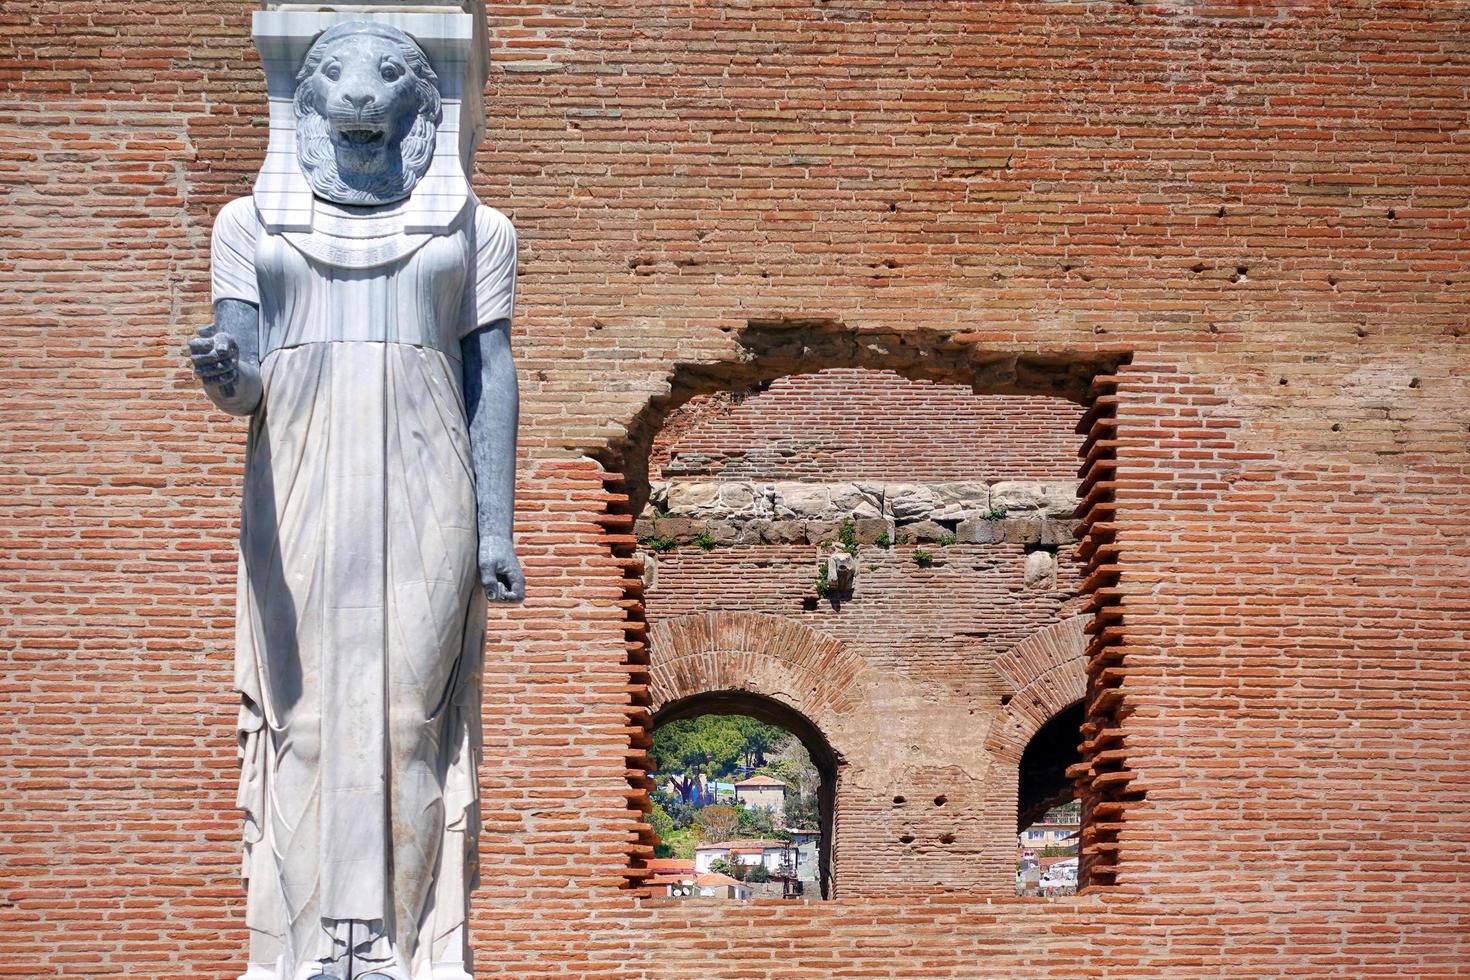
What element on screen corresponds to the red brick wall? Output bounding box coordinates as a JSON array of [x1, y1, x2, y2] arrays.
[[644, 542, 1084, 895], [3, 1, 1469, 977], [651, 369, 1086, 482]]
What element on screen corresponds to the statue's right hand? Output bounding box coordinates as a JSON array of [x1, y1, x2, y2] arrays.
[[189, 328, 240, 389]]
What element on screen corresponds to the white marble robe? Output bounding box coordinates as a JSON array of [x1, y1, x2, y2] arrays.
[[211, 196, 515, 979]]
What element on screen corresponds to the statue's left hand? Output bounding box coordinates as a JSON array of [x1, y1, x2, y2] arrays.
[[479, 537, 524, 603]]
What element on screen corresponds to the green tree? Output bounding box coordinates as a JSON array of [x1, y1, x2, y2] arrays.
[[737, 803, 777, 838], [649, 797, 676, 858], [651, 714, 795, 797], [783, 791, 820, 831]]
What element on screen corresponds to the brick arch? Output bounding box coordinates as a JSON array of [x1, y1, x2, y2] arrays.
[[985, 614, 1089, 761], [647, 611, 865, 758]]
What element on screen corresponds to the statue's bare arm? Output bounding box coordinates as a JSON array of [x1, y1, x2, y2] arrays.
[[189, 299, 262, 416], [462, 319, 524, 603]]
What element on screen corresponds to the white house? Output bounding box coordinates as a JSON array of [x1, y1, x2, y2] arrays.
[[694, 838, 793, 875]]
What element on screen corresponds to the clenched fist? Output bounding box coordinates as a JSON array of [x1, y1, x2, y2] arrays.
[[479, 536, 525, 603], [187, 303, 262, 417], [190, 327, 242, 394]]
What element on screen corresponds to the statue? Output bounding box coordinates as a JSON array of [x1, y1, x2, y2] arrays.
[[188, 21, 520, 980]]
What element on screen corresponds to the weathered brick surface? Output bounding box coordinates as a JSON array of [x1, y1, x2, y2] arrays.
[[3, 0, 1469, 976], [651, 369, 1087, 482]]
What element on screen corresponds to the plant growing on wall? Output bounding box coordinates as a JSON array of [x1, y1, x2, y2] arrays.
[[913, 549, 933, 568]]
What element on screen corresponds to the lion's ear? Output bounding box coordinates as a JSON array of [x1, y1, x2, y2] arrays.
[[292, 76, 315, 119], [419, 78, 442, 125]]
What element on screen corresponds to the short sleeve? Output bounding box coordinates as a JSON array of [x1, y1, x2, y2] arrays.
[[210, 197, 261, 307], [471, 205, 517, 333]]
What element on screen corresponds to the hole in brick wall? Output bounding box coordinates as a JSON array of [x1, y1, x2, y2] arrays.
[[1016, 701, 1083, 895], [603, 321, 1127, 900], [651, 693, 837, 900]]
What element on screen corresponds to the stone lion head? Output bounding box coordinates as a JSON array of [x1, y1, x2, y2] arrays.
[[294, 22, 442, 207]]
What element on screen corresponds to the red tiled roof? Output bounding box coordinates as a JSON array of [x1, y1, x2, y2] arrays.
[[644, 858, 695, 873], [695, 872, 745, 888], [695, 838, 787, 851], [733, 775, 788, 787]]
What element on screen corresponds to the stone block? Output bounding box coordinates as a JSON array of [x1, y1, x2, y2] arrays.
[[762, 520, 806, 544], [989, 481, 1045, 514], [830, 482, 885, 518], [1000, 517, 1042, 545], [1023, 550, 1058, 590], [1035, 519, 1077, 547], [705, 520, 741, 545], [805, 520, 840, 545], [652, 517, 696, 542], [932, 482, 990, 521], [1040, 482, 1081, 517], [851, 518, 896, 545], [955, 518, 1002, 544], [666, 481, 722, 514], [888, 484, 943, 523], [771, 482, 832, 519], [904, 519, 950, 543], [735, 519, 771, 545], [633, 517, 656, 539]]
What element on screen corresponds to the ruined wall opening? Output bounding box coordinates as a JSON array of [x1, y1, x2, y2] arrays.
[[1016, 700, 1084, 896], [650, 693, 839, 900], [600, 322, 1130, 896]]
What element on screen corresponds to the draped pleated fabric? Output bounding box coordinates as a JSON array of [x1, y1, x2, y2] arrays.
[[214, 196, 514, 980]]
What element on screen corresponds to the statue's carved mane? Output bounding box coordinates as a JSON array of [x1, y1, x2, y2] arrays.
[[293, 22, 442, 206]]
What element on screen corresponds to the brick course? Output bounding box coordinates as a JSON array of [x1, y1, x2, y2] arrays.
[[3, 0, 1469, 976]]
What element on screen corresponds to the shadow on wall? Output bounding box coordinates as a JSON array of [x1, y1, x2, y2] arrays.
[[595, 317, 1127, 514]]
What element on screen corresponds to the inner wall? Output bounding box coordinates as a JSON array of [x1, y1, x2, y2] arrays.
[[638, 368, 1087, 896]]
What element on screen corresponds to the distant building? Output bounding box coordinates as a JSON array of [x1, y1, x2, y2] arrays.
[[733, 774, 788, 816], [694, 872, 751, 900], [694, 838, 794, 876], [1017, 812, 1079, 855], [645, 858, 699, 898]]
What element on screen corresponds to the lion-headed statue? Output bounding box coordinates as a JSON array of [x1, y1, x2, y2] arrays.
[[293, 21, 442, 207]]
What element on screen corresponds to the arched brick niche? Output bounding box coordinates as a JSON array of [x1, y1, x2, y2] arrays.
[[986, 614, 1089, 763], [648, 611, 865, 744], [647, 611, 861, 897]]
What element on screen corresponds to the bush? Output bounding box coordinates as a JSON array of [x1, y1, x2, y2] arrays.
[[745, 864, 771, 883]]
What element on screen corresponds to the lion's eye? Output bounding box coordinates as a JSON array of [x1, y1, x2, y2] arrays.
[[322, 61, 341, 82], [380, 61, 403, 82]]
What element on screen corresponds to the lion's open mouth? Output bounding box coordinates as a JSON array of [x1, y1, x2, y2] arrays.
[[331, 124, 387, 148]]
